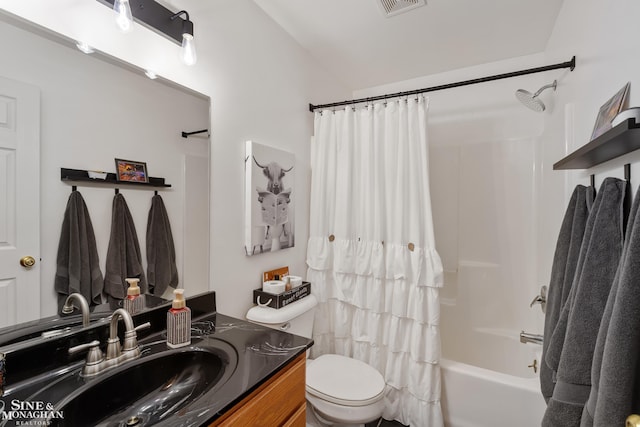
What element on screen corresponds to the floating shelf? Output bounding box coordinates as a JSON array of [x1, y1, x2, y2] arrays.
[[554, 118, 640, 170], [60, 168, 171, 188]]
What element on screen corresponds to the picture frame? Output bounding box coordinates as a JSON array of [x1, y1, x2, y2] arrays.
[[591, 82, 630, 140], [244, 141, 296, 255], [115, 158, 149, 183]]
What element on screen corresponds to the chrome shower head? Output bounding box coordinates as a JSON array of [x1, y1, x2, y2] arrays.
[[515, 80, 557, 112]]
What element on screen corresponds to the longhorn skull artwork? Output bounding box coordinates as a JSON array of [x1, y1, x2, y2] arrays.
[[244, 141, 296, 255]]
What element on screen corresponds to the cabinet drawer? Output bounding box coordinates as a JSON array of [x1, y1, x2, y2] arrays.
[[282, 403, 306, 427], [212, 353, 306, 426]]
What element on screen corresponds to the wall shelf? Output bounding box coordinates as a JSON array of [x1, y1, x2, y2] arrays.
[[60, 168, 171, 189], [554, 118, 640, 170]]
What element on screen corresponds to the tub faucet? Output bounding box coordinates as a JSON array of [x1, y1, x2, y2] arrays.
[[520, 331, 543, 345], [61, 293, 90, 327]]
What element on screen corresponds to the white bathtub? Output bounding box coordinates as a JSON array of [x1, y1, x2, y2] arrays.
[[440, 287, 547, 427], [441, 357, 547, 427]]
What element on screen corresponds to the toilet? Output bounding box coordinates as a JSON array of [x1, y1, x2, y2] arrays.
[[246, 295, 385, 426]]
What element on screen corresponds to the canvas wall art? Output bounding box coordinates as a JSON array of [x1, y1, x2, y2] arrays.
[[244, 141, 295, 255]]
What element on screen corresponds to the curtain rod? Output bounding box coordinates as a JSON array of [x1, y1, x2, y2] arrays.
[[308, 56, 576, 113]]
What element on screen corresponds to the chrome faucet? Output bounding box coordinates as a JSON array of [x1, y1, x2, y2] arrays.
[[69, 308, 150, 377], [61, 293, 90, 327], [520, 331, 544, 345]]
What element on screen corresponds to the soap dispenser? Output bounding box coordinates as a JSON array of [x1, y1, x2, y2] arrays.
[[167, 289, 191, 348], [123, 278, 144, 315]]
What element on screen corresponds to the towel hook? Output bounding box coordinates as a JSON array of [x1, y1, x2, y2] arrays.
[[72, 185, 77, 192], [590, 174, 595, 188], [154, 190, 158, 196], [625, 163, 631, 182], [115, 188, 119, 194]]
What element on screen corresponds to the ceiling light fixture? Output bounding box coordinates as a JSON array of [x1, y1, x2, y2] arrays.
[[97, 0, 197, 66]]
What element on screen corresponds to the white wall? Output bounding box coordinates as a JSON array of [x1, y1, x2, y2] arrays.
[[0, 0, 350, 319], [0, 19, 210, 317], [539, 0, 640, 283]]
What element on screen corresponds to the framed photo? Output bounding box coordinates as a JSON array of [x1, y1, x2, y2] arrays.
[[115, 158, 148, 183], [591, 82, 630, 140], [244, 141, 295, 255]]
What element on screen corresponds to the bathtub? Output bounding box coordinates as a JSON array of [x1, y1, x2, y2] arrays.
[[441, 357, 547, 427], [440, 325, 547, 427]]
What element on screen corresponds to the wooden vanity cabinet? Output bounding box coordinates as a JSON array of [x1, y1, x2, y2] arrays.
[[210, 353, 306, 427]]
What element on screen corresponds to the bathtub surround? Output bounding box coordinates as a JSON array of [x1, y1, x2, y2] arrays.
[[543, 177, 628, 426], [54, 190, 104, 310], [582, 185, 640, 426], [104, 193, 147, 301], [307, 96, 444, 427], [540, 185, 593, 401]]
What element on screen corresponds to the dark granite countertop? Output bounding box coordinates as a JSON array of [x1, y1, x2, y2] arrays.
[[0, 298, 312, 426]]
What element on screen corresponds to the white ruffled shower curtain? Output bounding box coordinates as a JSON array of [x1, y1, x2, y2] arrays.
[[307, 95, 444, 426]]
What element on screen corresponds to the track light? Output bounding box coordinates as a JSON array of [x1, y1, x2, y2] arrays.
[[97, 0, 197, 66]]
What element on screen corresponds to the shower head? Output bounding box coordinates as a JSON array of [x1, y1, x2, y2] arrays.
[[515, 80, 557, 112]]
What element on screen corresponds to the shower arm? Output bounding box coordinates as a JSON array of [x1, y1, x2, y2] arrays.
[[533, 81, 558, 97]]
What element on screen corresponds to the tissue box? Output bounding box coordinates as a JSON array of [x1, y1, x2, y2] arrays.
[[253, 282, 311, 309]]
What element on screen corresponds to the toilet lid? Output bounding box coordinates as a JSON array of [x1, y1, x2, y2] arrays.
[[306, 354, 385, 407]]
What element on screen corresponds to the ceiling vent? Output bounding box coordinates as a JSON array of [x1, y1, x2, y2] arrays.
[[377, 0, 426, 18]]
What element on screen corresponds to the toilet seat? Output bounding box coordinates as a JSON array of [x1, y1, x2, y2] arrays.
[[306, 354, 386, 407]]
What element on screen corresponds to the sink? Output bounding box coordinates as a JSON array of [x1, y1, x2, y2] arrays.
[[17, 343, 237, 427]]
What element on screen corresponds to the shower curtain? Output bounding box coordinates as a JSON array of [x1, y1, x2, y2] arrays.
[[307, 95, 444, 426]]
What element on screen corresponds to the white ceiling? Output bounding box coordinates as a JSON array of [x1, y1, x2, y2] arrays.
[[253, 0, 565, 90]]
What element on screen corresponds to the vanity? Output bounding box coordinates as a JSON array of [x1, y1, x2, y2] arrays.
[[0, 292, 312, 426]]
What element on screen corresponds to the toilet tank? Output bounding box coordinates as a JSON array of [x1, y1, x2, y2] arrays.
[[246, 294, 317, 338]]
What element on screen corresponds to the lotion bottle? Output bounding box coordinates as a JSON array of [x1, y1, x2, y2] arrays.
[[123, 278, 144, 315], [167, 289, 191, 348]]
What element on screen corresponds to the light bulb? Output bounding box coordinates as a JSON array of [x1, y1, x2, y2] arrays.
[[181, 34, 197, 66], [114, 0, 133, 33]]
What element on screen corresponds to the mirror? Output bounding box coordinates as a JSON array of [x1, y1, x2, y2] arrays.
[[0, 11, 211, 338]]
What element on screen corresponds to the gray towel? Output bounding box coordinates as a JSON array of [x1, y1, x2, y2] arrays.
[[104, 193, 147, 300], [54, 191, 103, 308], [146, 194, 178, 295], [542, 177, 628, 427], [541, 185, 593, 402], [581, 184, 640, 426]]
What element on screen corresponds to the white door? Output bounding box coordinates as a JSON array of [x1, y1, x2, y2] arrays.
[[0, 76, 40, 328]]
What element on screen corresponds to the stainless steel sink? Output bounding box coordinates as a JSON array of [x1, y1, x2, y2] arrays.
[[15, 342, 237, 427]]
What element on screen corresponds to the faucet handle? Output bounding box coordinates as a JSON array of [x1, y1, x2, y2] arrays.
[[121, 322, 151, 357], [69, 340, 104, 377], [69, 340, 101, 356], [133, 322, 151, 333], [529, 285, 547, 313]]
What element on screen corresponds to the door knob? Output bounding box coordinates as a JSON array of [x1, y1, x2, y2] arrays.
[[19, 256, 36, 268], [627, 414, 640, 427]]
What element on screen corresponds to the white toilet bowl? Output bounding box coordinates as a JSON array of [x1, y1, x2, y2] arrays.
[[306, 354, 385, 426], [246, 296, 386, 426]]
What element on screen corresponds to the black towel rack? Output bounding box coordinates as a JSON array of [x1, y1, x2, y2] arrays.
[[61, 168, 172, 191]]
